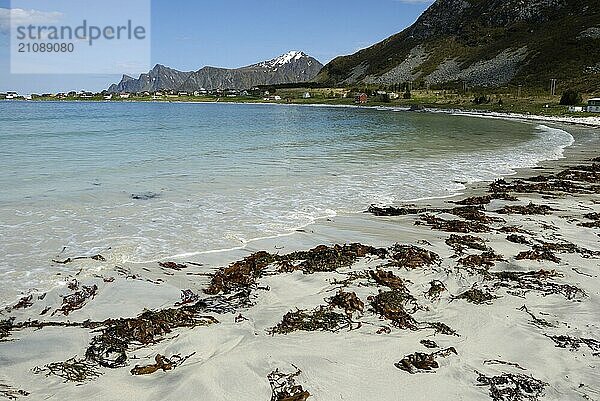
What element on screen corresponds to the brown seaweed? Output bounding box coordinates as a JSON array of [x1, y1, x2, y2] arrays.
[[387, 244, 440, 269], [130, 353, 195, 375], [545, 335, 600, 356], [476, 371, 547, 401], [0, 382, 29, 400], [369, 269, 408, 291], [488, 270, 584, 300], [268, 307, 352, 335], [52, 254, 106, 264], [454, 193, 518, 205], [425, 280, 447, 300], [85, 306, 218, 368], [452, 286, 498, 304], [458, 251, 505, 270], [446, 234, 490, 254], [416, 214, 491, 233], [53, 284, 98, 316], [267, 368, 311, 401], [326, 290, 364, 316], [497, 203, 554, 215], [33, 357, 101, 383], [395, 347, 457, 374], [158, 261, 188, 270], [366, 205, 428, 216], [369, 290, 419, 328]]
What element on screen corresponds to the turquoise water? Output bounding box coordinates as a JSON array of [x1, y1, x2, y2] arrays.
[[0, 101, 574, 302]]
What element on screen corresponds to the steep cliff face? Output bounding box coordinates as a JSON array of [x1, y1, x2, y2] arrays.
[[107, 52, 323, 93], [178, 51, 322, 91], [316, 0, 600, 90], [107, 65, 192, 93]]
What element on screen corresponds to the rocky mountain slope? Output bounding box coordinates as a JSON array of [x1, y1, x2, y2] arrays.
[[316, 0, 600, 90], [108, 51, 322, 93]]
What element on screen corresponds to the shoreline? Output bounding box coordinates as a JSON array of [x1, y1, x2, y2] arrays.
[[9, 98, 600, 128]]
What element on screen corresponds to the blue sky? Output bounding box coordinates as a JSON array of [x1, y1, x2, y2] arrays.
[[0, 0, 434, 93]]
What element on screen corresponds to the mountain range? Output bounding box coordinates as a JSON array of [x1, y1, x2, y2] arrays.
[[316, 0, 600, 90], [107, 51, 323, 93]]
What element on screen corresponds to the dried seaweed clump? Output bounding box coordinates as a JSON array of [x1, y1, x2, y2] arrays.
[[86, 306, 218, 368], [545, 335, 600, 356], [158, 261, 187, 270], [448, 206, 501, 224], [506, 234, 530, 245], [269, 306, 352, 335], [284, 244, 387, 274], [579, 212, 600, 228], [0, 382, 30, 400], [33, 357, 101, 383], [458, 251, 505, 271], [366, 205, 428, 216], [53, 284, 98, 316], [416, 214, 491, 233], [395, 347, 457, 374], [425, 280, 447, 300], [454, 193, 517, 205], [497, 203, 554, 215], [268, 368, 310, 401], [488, 270, 584, 300], [1, 318, 14, 341], [446, 234, 490, 254], [369, 269, 408, 291], [388, 244, 440, 269], [453, 286, 498, 304], [326, 290, 364, 316], [476, 372, 547, 401], [369, 290, 419, 329], [489, 177, 591, 195], [130, 353, 195, 375], [205, 251, 279, 295]]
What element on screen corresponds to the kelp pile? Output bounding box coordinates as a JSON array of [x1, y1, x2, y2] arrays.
[[33, 357, 101, 383], [425, 280, 446, 300], [369, 269, 408, 291], [267, 368, 310, 401], [366, 205, 428, 216], [52, 283, 98, 316], [387, 244, 440, 269], [487, 270, 584, 300], [1, 318, 14, 341], [326, 290, 364, 316], [458, 251, 505, 270], [0, 382, 29, 400], [268, 306, 353, 335], [497, 203, 554, 215], [579, 212, 600, 228], [476, 372, 547, 401], [453, 287, 498, 304], [130, 353, 195, 375], [85, 306, 218, 368], [447, 206, 501, 224], [454, 193, 518, 205], [545, 335, 600, 356], [446, 234, 490, 255], [205, 244, 388, 296], [416, 214, 491, 233], [395, 347, 457, 374]]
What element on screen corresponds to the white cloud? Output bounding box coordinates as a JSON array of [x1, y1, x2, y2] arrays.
[[0, 8, 64, 34]]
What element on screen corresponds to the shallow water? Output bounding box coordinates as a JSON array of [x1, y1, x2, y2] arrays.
[[0, 101, 574, 303]]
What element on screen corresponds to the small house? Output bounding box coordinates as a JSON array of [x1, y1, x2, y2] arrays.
[[587, 98, 600, 113], [119, 93, 131, 99], [355, 93, 368, 104], [104, 94, 113, 100], [303, 92, 311, 99], [568, 106, 584, 112]]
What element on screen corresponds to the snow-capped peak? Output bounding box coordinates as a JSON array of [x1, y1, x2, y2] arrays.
[[258, 51, 308, 68]]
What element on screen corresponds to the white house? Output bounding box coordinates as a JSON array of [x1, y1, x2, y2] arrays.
[[568, 106, 584, 112], [303, 92, 311, 99], [119, 93, 131, 99], [587, 98, 600, 113]]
